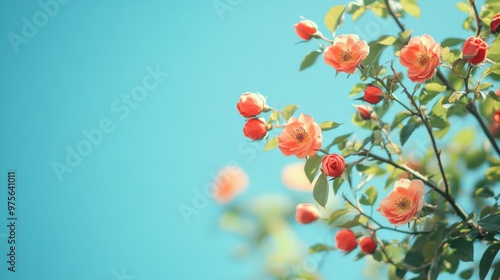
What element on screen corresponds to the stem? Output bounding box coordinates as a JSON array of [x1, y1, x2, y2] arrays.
[[383, 0, 405, 33], [436, 69, 456, 91], [468, 0, 482, 36], [467, 102, 500, 156]]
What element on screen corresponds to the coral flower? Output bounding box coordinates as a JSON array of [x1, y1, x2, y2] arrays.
[[399, 35, 442, 83], [281, 162, 313, 191], [462, 36, 488, 65], [295, 203, 320, 224], [377, 179, 425, 225], [212, 165, 249, 204], [278, 113, 323, 158], [294, 19, 319, 41], [335, 229, 357, 252], [323, 34, 370, 74]]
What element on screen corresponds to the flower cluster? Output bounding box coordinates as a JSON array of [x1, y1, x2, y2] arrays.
[[335, 229, 377, 254], [236, 92, 270, 140]]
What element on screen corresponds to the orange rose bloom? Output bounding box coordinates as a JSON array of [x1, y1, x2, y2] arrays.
[[323, 34, 369, 74], [399, 35, 441, 83], [278, 113, 323, 158], [212, 166, 249, 203], [377, 178, 425, 225]]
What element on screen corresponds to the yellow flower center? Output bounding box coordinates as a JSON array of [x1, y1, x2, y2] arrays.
[[291, 127, 309, 144], [395, 197, 411, 210], [340, 49, 353, 62], [417, 54, 430, 67]]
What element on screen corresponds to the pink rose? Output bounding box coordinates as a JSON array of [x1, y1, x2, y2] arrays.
[[278, 113, 323, 158], [321, 154, 345, 178], [237, 92, 266, 118], [399, 35, 441, 83], [323, 34, 370, 74]]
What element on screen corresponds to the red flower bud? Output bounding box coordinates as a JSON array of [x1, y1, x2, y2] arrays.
[[294, 20, 318, 41], [295, 203, 320, 224], [359, 236, 377, 254], [321, 154, 345, 178], [354, 105, 374, 121], [335, 229, 357, 252], [491, 13, 500, 33], [237, 92, 266, 118], [462, 36, 488, 65], [494, 110, 500, 123], [243, 118, 269, 140], [363, 85, 384, 105]]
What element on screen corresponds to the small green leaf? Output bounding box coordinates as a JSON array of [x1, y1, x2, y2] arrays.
[[333, 176, 344, 194], [450, 238, 474, 262], [263, 137, 279, 151], [300, 50, 322, 71], [485, 166, 500, 181], [391, 112, 411, 129], [337, 214, 367, 228], [400, 122, 417, 146], [432, 97, 447, 117], [324, 5, 345, 33], [399, 29, 413, 42], [268, 111, 279, 123], [378, 35, 398, 45], [479, 212, 500, 231], [281, 104, 299, 121], [359, 186, 378, 206], [459, 268, 474, 279], [309, 243, 335, 253], [319, 121, 341, 131], [313, 173, 329, 208], [449, 91, 465, 103], [456, 2, 470, 13], [401, 0, 421, 17], [474, 187, 495, 198], [328, 208, 349, 224], [442, 38, 465, 48], [480, 243, 500, 280], [489, 36, 500, 62], [425, 82, 447, 93], [304, 155, 322, 183]]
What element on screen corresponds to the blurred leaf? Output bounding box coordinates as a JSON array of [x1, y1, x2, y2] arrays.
[[319, 121, 341, 131], [268, 111, 279, 123], [446, 253, 460, 274], [442, 38, 465, 48], [456, 2, 469, 13], [309, 243, 335, 253], [281, 104, 299, 121], [333, 176, 344, 194], [359, 186, 378, 206], [363, 40, 388, 66], [428, 253, 445, 280], [364, 165, 386, 176], [485, 166, 500, 181], [452, 58, 467, 77], [324, 5, 345, 33], [399, 29, 413, 42], [400, 122, 417, 146], [459, 268, 474, 279], [480, 243, 500, 280], [391, 112, 412, 129], [479, 212, 500, 231], [474, 186, 495, 198], [492, 261, 500, 280], [300, 50, 322, 71], [325, 133, 352, 151], [378, 35, 398, 45], [337, 214, 367, 228], [488, 36, 500, 62], [450, 238, 474, 262], [263, 137, 279, 151], [328, 208, 349, 224], [350, 83, 366, 97], [429, 114, 447, 129], [313, 173, 329, 208], [304, 155, 322, 183], [401, 0, 421, 17], [404, 251, 424, 267], [449, 91, 465, 103]]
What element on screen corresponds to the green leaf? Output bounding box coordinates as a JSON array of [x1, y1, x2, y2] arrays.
[[281, 104, 299, 121], [401, 0, 421, 17], [325, 133, 352, 151], [491, 261, 500, 280], [432, 97, 447, 117], [378, 35, 398, 46], [479, 212, 500, 232], [485, 166, 500, 181], [429, 114, 447, 129], [313, 173, 329, 208], [391, 112, 411, 129], [452, 58, 468, 77], [400, 122, 417, 146], [474, 187, 495, 198], [428, 253, 445, 280], [263, 137, 279, 151], [456, 2, 470, 13], [309, 243, 335, 253], [480, 243, 500, 280], [300, 50, 322, 71], [350, 83, 366, 97], [399, 29, 413, 42], [363, 40, 388, 66], [333, 176, 344, 194], [324, 5, 345, 33], [488, 36, 500, 62], [319, 121, 341, 131], [359, 186, 378, 206], [442, 38, 465, 48], [425, 82, 447, 93], [337, 214, 367, 228], [450, 238, 474, 262], [304, 155, 322, 183], [268, 111, 279, 123], [459, 268, 474, 279], [328, 208, 349, 224]]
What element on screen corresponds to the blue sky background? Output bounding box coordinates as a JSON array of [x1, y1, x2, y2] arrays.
[[0, 0, 480, 279]]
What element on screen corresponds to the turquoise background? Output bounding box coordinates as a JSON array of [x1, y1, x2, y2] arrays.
[[0, 0, 472, 279]]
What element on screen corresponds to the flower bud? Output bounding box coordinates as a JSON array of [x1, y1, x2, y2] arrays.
[[335, 229, 357, 252], [491, 13, 500, 33], [359, 236, 377, 254], [294, 19, 318, 41], [243, 118, 269, 140], [321, 154, 346, 178], [494, 110, 500, 123], [462, 36, 488, 65], [237, 92, 266, 118], [354, 104, 374, 121], [295, 203, 320, 224], [363, 85, 384, 105]]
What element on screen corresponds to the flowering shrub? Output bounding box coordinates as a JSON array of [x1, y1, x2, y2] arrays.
[[229, 0, 500, 279]]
